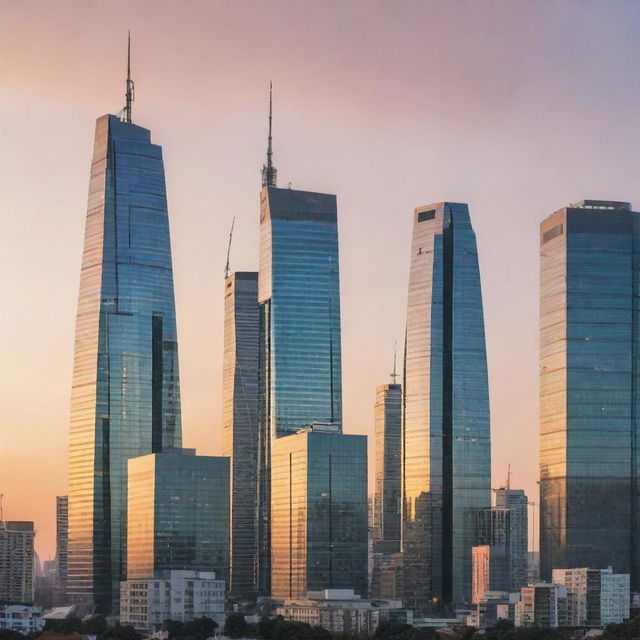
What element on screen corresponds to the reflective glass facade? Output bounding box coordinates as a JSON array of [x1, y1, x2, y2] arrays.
[[494, 488, 528, 591], [257, 186, 343, 596], [374, 383, 402, 546], [126, 449, 229, 584], [271, 428, 368, 599], [222, 272, 259, 600], [402, 202, 491, 608], [68, 115, 182, 613], [540, 200, 640, 587]]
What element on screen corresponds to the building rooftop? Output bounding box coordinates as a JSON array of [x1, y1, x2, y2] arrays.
[[569, 199, 632, 211]]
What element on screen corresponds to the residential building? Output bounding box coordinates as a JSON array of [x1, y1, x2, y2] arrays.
[[466, 591, 519, 629], [222, 271, 259, 601], [515, 583, 567, 628], [0, 521, 35, 602], [55, 496, 68, 603], [120, 570, 225, 633], [552, 567, 630, 626], [271, 426, 368, 600], [126, 449, 229, 585], [68, 58, 182, 613], [472, 545, 510, 605], [0, 603, 44, 634], [402, 202, 491, 608], [540, 200, 640, 587], [370, 542, 403, 600], [494, 488, 528, 591]]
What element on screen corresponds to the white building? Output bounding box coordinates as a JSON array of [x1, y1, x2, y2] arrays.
[[552, 567, 629, 626], [515, 583, 567, 628], [0, 603, 44, 634], [276, 589, 409, 634], [120, 570, 226, 633]]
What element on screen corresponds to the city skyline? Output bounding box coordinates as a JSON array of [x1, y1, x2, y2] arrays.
[[3, 0, 640, 562]]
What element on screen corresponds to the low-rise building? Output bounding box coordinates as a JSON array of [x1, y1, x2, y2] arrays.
[[120, 570, 226, 634], [552, 567, 630, 626], [515, 583, 567, 628], [466, 591, 520, 629], [0, 603, 44, 634], [276, 589, 408, 634]]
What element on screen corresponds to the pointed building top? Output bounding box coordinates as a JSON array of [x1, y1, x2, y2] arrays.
[[261, 81, 277, 188], [390, 341, 399, 384], [122, 31, 135, 124]]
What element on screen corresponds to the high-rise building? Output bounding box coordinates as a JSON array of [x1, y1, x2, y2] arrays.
[[126, 449, 229, 585], [402, 202, 491, 608], [68, 54, 182, 610], [256, 89, 343, 597], [494, 488, 528, 591], [552, 567, 630, 627], [540, 199, 640, 586], [222, 271, 259, 601], [374, 382, 402, 546], [55, 496, 68, 602], [515, 583, 567, 628], [473, 509, 511, 603], [270, 426, 368, 600], [0, 521, 35, 602]]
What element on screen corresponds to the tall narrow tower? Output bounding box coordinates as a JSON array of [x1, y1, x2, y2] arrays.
[[67, 42, 182, 613], [402, 202, 491, 609]]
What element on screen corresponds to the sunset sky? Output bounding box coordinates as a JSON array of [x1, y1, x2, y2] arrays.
[[1, 0, 639, 562]]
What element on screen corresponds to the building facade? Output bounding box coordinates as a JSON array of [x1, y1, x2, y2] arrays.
[[0, 604, 44, 634], [257, 184, 343, 596], [402, 202, 491, 608], [374, 383, 402, 546], [68, 113, 182, 613], [540, 200, 640, 586], [126, 449, 229, 585], [515, 584, 567, 628], [55, 496, 68, 603], [222, 271, 259, 601], [494, 488, 528, 591], [270, 427, 368, 600], [120, 570, 225, 633], [0, 521, 35, 603], [552, 567, 630, 626]]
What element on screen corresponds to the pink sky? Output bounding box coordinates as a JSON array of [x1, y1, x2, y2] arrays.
[[1, 0, 639, 561]]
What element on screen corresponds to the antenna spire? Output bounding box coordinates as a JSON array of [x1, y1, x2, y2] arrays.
[[261, 82, 277, 187], [225, 217, 235, 279], [123, 31, 135, 124], [391, 341, 399, 384]]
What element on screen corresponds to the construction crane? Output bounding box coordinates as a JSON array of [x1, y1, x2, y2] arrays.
[[224, 217, 235, 279]]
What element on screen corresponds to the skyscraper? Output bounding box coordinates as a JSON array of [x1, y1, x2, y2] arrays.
[[402, 202, 491, 608], [0, 521, 35, 603], [222, 271, 259, 601], [68, 48, 182, 613], [270, 426, 368, 600], [126, 449, 229, 584], [494, 487, 528, 591], [55, 496, 68, 603], [540, 199, 640, 586], [256, 88, 343, 596]]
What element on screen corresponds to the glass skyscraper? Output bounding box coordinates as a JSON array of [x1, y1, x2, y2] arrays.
[[222, 271, 259, 601], [540, 199, 640, 587], [68, 113, 182, 613], [270, 426, 368, 600], [402, 202, 491, 609], [494, 487, 528, 591], [126, 449, 229, 584]]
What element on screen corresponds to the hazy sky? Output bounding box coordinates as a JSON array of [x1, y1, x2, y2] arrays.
[[2, 0, 639, 561]]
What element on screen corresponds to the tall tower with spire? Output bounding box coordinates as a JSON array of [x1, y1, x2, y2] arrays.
[[261, 82, 277, 188], [67, 38, 182, 614]]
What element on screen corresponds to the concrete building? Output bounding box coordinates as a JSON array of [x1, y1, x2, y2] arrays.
[[474, 509, 511, 603], [0, 603, 44, 634], [120, 570, 225, 633], [552, 567, 630, 626], [276, 589, 408, 634], [466, 591, 519, 629], [0, 521, 35, 602], [55, 496, 68, 604], [370, 542, 403, 600], [515, 583, 567, 628], [494, 488, 528, 591]]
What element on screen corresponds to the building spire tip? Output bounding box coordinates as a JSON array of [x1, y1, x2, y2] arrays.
[[261, 81, 277, 188], [122, 31, 135, 124]]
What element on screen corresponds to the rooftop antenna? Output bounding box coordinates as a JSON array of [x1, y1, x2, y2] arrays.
[[225, 217, 235, 279], [122, 31, 135, 123], [506, 463, 512, 490], [0, 493, 4, 522], [390, 341, 399, 384], [261, 82, 277, 187]]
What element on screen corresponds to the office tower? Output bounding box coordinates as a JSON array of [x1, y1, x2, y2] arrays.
[[540, 200, 640, 586], [473, 509, 511, 603], [552, 567, 630, 626], [270, 425, 368, 600], [0, 521, 35, 602], [515, 584, 568, 628], [55, 496, 68, 602], [222, 271, 259, 601], [402, 202, 491, 608], [373, 380, 402, 546], [256, 88, 343, 596], [494, 487, 528, 591], [68, 50, 182, 612], [126, 449, 229, 585]]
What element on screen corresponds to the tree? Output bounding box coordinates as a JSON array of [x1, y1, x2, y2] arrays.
[[224, 613, 248, 639], [44, 615, 83, 634], [83, 616, 108, 635], [181, 618, 218, 640], [99, 625, 142, 640], [0, 630, 27, 640]]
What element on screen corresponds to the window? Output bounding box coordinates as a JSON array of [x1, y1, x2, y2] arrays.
[[542, 223, 563, 244], [417, 210, 436, 223]]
